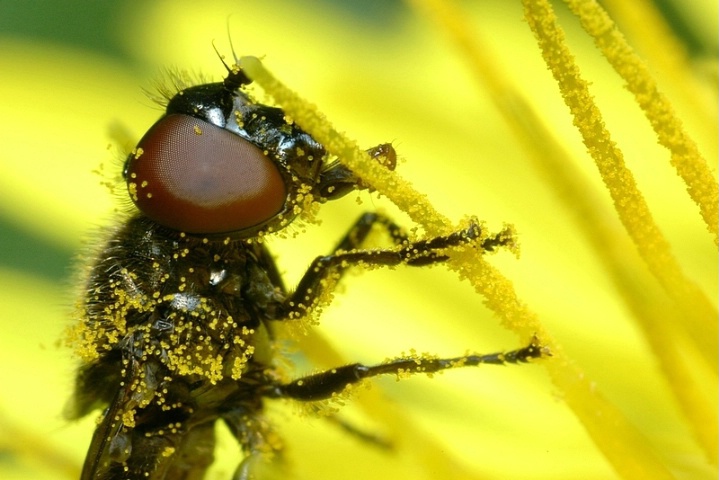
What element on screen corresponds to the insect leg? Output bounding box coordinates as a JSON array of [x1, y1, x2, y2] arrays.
[[332, 212, 511, 262], [282, 212, 511, 318], [223, 410, 286, 480], [323, 414, 392, 449], [268, 337, 546, 402], [317, 143, 397, 200]]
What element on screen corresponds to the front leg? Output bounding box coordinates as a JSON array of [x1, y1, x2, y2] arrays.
[[317, 143, 397, 200], [281, 212, 513, 320]]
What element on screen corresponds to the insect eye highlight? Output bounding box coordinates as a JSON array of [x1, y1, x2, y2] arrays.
[[125, 114, 287, 234]]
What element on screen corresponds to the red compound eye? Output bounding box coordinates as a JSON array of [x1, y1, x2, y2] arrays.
[[126, 114, 287, 234]]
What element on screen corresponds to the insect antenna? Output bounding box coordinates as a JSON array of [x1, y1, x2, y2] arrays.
[[211, 18, 251, 90]]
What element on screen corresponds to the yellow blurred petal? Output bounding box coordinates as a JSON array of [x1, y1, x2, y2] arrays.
[[0, 269, 90, 479], [0, 40, 159, 247]]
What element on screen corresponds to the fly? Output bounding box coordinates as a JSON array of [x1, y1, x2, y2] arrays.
[[66, 51, 547, 479]]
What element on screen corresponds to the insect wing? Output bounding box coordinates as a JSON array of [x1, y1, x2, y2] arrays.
[[80, 359, 136, 480], [77, 356, 205, 480]]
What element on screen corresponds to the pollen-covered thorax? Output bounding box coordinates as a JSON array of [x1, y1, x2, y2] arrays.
[[67, 216, 284, 385]]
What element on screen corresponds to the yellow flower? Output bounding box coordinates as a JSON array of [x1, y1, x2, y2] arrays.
[[0, 1, 715, 479]]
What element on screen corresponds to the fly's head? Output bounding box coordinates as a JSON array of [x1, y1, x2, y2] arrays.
[[123, 60, 394, 240]]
